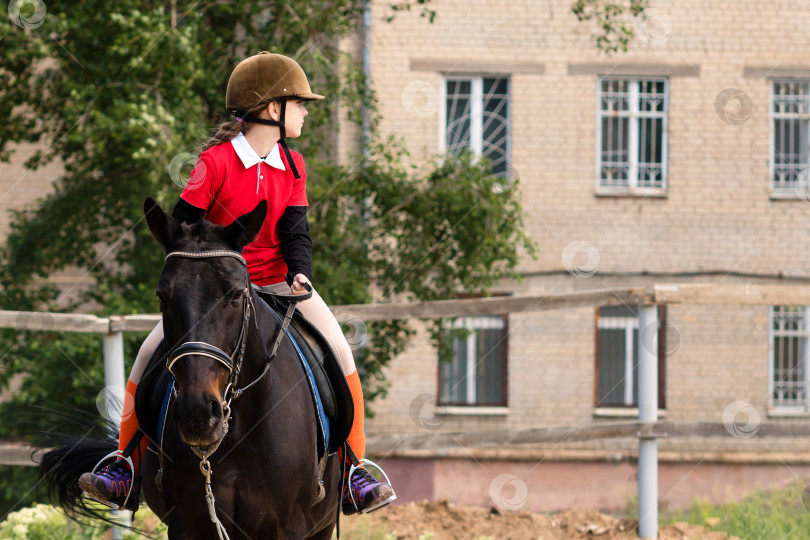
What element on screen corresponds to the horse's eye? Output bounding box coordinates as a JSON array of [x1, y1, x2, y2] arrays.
[[156, 291, 168, 309], [229, 289, 244, 304]]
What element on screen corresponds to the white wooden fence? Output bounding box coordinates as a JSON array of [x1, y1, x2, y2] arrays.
[[4, 283, 810, 538]]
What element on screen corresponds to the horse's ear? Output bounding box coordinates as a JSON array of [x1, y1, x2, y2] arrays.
[[223, 201, 268, 251], [144, 197, 180, 251]]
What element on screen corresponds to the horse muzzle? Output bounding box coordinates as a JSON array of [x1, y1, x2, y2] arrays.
[[173, 392, 227, 447]]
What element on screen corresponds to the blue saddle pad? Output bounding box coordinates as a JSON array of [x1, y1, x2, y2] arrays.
[[269, 309, 331, 454]]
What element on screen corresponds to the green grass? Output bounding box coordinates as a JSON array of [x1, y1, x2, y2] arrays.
[[663, 480, 810, 540]]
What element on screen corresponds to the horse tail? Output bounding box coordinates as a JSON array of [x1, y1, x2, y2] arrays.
[[38, 434, 121, 524]]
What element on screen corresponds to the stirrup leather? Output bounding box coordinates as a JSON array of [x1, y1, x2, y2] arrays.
[[346, 458, 397, 514], [82, 450, 136, 511]]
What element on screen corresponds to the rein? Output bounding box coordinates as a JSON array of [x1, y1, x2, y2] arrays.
[[162, 249, 312, 540]]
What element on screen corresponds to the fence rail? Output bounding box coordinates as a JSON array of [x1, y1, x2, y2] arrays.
[[5, 282, 810, 538], [7, 420, 810, 467], [6, 283, 810, 334]]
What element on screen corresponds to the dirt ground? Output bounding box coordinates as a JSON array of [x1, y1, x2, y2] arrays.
[[339, 499, 738, 540]]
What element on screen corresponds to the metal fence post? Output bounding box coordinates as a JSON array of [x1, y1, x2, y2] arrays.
[[102, 330, 128, 539], [102, 331, 126, 399], [637, 304, 658, 539]]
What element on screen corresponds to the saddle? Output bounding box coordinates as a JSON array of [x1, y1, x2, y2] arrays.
[[134, 292, 354, 458]]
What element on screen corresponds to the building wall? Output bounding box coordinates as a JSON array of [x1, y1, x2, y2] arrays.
[[0, 142, 62, 239], [362, 1, 810, 441], [366, 0, 810, 278]]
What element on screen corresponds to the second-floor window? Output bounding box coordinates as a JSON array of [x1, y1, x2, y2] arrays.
[[442, 76, 510, 178], [597, 78, 668, 194], [771, 81, 810, 195]]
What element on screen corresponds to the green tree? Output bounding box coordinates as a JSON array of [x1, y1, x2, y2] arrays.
[[572, 0, 650, 54], [0, 0, 532, 515]]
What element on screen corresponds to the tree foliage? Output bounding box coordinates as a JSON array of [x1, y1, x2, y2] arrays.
[[0, 3, 535, 513], [571, 0, 649, 54]]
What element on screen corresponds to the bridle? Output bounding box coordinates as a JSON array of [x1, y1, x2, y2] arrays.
[[164, 248, 312, 411], [164, 249, 255, 424]]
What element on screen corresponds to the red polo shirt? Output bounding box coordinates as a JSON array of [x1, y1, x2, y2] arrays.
[[180, 133, 308, 285]]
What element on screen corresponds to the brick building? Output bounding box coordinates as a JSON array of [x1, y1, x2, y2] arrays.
[[351, 0, 810, 510]]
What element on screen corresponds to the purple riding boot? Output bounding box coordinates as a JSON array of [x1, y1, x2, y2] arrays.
[[78, 455, 139, 512], [342, 463, 397, 515]]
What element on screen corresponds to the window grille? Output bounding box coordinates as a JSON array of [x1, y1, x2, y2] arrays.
[[440, 316, 507, 406], [771, 81, 810, 194], [769, 306, 810, 409], [597, 78, 668, 193], [443, 77, 510, 178]]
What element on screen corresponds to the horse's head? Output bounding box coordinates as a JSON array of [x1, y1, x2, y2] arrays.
[[144, 197, 267, 447]]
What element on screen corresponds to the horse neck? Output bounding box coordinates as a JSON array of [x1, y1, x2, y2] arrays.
[[243, 290, 277, 378]]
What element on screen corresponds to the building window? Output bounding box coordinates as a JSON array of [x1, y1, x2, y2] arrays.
[[595, 305, 666, 408], [771, 81, 810, 195], [442, 76, 510, 178], [769, 306, 809, 409], [439, 316, 507, 406], [596, 78, 668, 194]]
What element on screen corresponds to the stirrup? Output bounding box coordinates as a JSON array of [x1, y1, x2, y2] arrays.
[[82, 450, 136, 511], [347, 458, 397, 514]]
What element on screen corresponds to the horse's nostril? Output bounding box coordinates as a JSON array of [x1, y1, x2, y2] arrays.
[[208, 396, 222, 419]]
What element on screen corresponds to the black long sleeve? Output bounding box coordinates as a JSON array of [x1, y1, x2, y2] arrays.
[[278, 205, 313, 285], [172, 198, 206, 225]]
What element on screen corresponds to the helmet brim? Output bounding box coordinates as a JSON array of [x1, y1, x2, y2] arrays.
[[297, 92, 325, 101]]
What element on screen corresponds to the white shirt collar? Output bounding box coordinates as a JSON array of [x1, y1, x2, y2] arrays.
[[231, 132, 286, 171]]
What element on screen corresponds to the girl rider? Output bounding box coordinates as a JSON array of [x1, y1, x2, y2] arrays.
[[78, 52, 396, 516]]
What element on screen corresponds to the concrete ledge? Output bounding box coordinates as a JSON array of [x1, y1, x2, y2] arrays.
[[744, 66, 810, 79], [567, 62, 700, 77], [410, 59, 545, 74]]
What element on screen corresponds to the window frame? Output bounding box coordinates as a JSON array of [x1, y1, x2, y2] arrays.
[[768, 305, 810, 412], [769, 79, 810, 199], [439, 74, 512, 180], [437, 314, 509, 407], [593, 305, 667, 410], [594, 76, 669, 197]]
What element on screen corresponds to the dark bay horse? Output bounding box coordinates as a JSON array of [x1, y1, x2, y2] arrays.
[[40, 198, 341, 539]]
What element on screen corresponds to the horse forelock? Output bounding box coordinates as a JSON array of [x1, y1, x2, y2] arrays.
[[166, 219, 240, 254]]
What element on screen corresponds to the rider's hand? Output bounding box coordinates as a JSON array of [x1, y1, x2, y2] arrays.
[[291, 273, 311, 294]]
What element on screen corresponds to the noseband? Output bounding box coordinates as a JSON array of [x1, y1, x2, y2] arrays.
[[164, 250, 255, 408]]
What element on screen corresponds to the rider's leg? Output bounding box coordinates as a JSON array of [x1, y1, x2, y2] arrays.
[[265, 282, 395, 513], [78, 320, 162, 509], [264, 283, 366, 455], [118, 319, 163, 473]]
